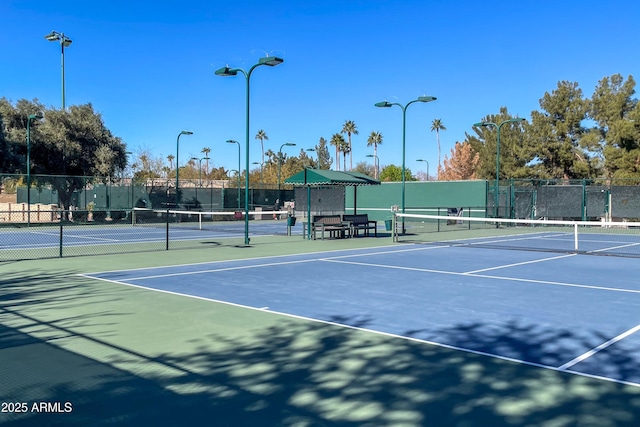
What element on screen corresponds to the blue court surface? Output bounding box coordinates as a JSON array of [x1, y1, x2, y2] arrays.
[[84, 244, 640, 387]]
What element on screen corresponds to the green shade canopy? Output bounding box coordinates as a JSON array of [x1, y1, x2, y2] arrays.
[[284, 169, 381, 186]]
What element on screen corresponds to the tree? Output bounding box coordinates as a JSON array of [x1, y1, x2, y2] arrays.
[[467, 107, 531, 180], [525, 81, 593, 180], [430, 119, 446, 179], [255, 129, 268, 169], [588, 74, 640, 180], [366, 131, 383, 179], [379, 164, 415, 182], [166, 154, 175, 171], [314, 137, 332, 169], [353, 161, 375, 178], [439, 142, 480, 181], [3, 99, 128, 211], [329, 133, 345, 171], [341, 120, 358, 171]]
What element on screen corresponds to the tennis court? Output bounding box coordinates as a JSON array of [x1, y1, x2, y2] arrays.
[[2, 230, 640, 425]]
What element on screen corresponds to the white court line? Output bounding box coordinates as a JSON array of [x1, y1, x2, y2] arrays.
[[115, 258, 319, 281], [81, 273, 640, 389], [465, 254, 576, 274], [589, 242, 640, 254], [320, 258, 640, 295], [558, 324, 640, 370], [82, 243, 418, 275]]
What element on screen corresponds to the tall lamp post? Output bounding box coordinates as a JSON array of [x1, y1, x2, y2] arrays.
[[252, 162, 264, 189], [278, 142, 296, 191], [473, 118, 526, 218], [216, 56, 284, 245], [226, 139, 242, 210], [190, 156, 209, 187], [175, 130, 193, 209], [416, 159, 429, 181], [375, 96, 436, 231], [305, 148, 316, 168], [366, 154, 379, 178], [44, 31, 72, 110], [228, 169, 240, 209], [26, 112, 44, 226]]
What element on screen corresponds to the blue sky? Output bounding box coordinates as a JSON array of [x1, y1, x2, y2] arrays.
[[2, 0, 639, 178]]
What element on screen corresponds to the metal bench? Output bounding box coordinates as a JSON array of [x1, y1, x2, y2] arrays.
[[302, 215, 352, 239], [343, 214, 378, 237]]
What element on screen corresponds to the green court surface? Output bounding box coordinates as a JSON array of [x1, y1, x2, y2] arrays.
[[2, 235, 640, 426]]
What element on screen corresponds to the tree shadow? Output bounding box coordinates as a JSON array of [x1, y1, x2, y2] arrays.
[[1, 270, 640, 426]]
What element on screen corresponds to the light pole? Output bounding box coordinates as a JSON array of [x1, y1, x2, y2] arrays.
[[252, 162, 264, 188], [375, 96, 436, 230], [473, 118, 526, 218], [278, 142, 296, 191], [416, 159, 429, 181], [175, 130, 193, 209], [44, 31, 72, 110], [226, 139, 241, 209], [191, 157, 209, 187], [228, 169, 240, 209], [26, 112, 44, 226], [216, 56, 284, 245], [305, 148, 316, 168], [366, 154, 379, 178]]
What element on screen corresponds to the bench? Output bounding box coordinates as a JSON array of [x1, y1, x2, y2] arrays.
[[343, 214, 378, 237], [303, 215, 352, 239]]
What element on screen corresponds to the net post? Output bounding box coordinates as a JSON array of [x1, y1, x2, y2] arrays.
[[166, 209, 170, 251], [574, 223, 578, 251], [59, 213, 64, 258], [392, 212, 397, 242], [199, 212, 202, 230]]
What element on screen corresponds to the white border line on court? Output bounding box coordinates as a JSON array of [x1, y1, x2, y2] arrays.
[[320, 258, 640, 295], [80, 273, 640, 389], [558, 324, 640, 370], [82, 243, 418, 275]]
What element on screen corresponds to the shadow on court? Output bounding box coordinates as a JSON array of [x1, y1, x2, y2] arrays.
[[1, 270, 640, 426]]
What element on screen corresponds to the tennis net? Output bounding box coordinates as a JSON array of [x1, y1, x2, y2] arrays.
[[393, 213, 640, 257], [132, 208, 292, 233]]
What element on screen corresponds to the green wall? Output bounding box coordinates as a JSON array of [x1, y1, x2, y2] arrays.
[[345, 180, 488, 221]]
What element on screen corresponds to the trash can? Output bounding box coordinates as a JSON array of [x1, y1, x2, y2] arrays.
[[384, 219, 392, 231], [287, 215, 296, 226]]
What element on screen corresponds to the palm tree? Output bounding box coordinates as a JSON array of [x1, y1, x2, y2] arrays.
[[255, 129, 268, 170], [329, 133, 345, 170], [367, 131, 383, 179], [201, 147, 211, 175], [341, 120, 358, 171], [430, 119, 447, 179], [340, 138, 350, 171], [166, 154, 175, 171]]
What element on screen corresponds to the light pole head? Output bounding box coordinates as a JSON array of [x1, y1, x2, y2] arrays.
[[28, 111, 45, 121], [508, 117, 527, 124], [417, 96, 437, 103], [474, 121, 490, 127], [226, 139, 239, 144], [285, 142, 296, 147], [375, 101, 392, 108], [44, 31, 59, 41], [258, 56, 284, 67], [180, 130, 193, 136], [45, 31, 72, 46], [215, 66, 238, 76]]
